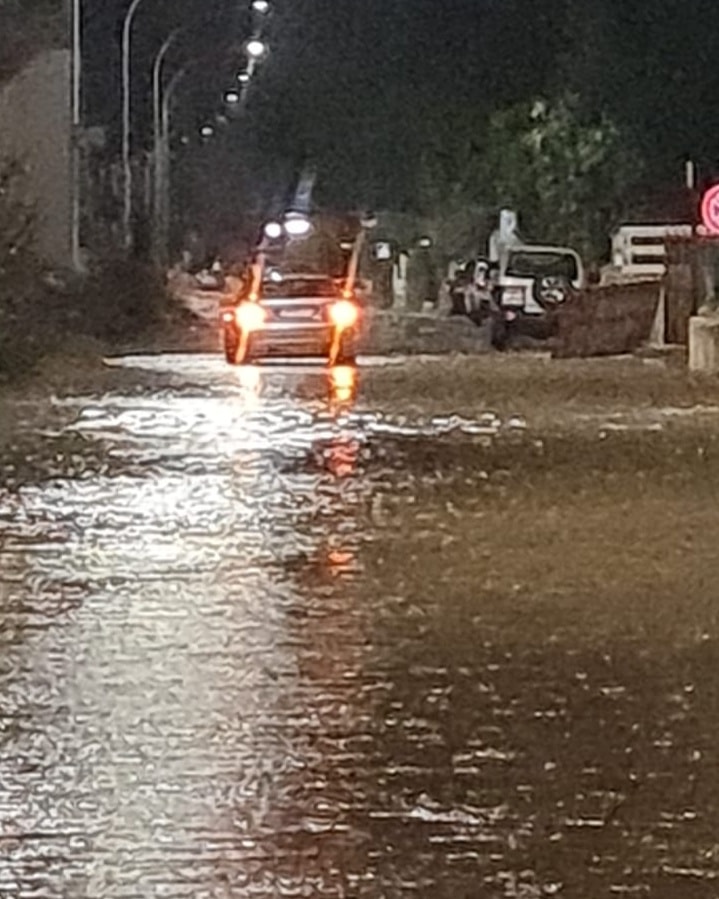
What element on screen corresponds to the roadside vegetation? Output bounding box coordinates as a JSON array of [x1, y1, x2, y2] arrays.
[[416, 92, 642, 264], [0, 8, 183, 384], [0, 0, 64, 84], [0, 160, 177, 382]]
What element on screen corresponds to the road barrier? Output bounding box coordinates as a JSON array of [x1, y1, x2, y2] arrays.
[[359, 310, 490, 356], [553, 281, 662, 358]]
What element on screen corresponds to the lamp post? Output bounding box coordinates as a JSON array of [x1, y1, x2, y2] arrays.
[[152, 28, 182, 263], [69, 0, 83, 270], [158, 60, 226, 262], [122, 0, 151, 251], [156, 38, 270, 264], [158, 63, 191, 264]]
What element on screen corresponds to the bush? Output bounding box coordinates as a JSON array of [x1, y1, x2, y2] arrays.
[[0, 156, 176, 380], [0, 257, 175, 380], [0, 283, 54, 376], [69, 257, 173, 343], [0, 157, 49, 377], [0, 2, 65, 84]]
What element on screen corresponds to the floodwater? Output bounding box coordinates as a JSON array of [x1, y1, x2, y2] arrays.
[[2, 353, 719, 898]]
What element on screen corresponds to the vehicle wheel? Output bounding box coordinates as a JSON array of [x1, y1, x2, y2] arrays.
[[490, 313, 509, 351], [533, 276, 571, 309]]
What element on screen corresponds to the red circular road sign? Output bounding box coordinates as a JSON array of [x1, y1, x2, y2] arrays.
[[701, 184, 719, 234]]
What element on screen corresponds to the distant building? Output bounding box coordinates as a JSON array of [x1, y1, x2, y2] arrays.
[[0, 49, 72, 267]]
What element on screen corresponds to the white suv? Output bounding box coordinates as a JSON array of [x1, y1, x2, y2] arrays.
[[492, 244, 584, 347]]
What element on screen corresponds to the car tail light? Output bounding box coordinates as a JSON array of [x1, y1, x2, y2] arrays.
[[329, 299, 359, 329], [235, 302, 266, 331]]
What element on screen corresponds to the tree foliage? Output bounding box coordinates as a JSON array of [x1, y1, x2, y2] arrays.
[[0, 0, 64, 84], [0, 159, 173, 378], [416, 93, 642, 263], [0, 157, 46, 375], [478, 93, 642, 260]]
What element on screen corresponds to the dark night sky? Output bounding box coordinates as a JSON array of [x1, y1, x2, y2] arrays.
[[82, 0, 719, 227]]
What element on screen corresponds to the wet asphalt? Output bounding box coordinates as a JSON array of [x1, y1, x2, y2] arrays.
[[1, 352, 719, 898]]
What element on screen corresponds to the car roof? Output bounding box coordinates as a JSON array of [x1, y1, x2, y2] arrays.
[[509, 245, 581, 258], [263, 272, 336, 281]]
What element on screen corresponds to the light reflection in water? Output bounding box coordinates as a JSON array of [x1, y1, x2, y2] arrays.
[[0, 364, 375, 897], [232, 363, 358, 415], [329, 365, 357, 407]]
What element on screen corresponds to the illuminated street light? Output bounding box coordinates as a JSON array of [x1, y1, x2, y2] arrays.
[[246, 38, 268, 60], [225, 90, 241, 104], [200, 124, 215, 138], [237, 71, 251, 84], [252, 0, 271, 13], [284, 213, 313, 238], [264, 221, 283, 240]]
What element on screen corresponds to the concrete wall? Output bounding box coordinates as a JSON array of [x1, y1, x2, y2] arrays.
[[553, 281, 661, 359], [0, 50, 71, 268]]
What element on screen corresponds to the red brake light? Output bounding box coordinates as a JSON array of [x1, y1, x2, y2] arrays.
[[329, 299, 359, 329]]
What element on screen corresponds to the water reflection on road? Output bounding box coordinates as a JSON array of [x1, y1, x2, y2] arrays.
[[1, 354, 719, 897]]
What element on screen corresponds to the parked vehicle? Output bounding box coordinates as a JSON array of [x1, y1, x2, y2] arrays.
[[448, 257, 494, 325], [491, 244, 584, 348]]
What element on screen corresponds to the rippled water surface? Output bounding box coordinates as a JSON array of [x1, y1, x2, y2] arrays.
[[1, 354, 719, 898]]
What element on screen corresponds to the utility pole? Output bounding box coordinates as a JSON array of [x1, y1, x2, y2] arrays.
[[122, 0, 147, 252], [152, 30, 180, 266], [69, 0, 83, 270]]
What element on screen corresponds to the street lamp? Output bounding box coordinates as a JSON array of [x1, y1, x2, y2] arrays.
[[153, 30, 180, 175], [155, 6, 273, 265], [70, 0, 83, 270], [152, 28, 182, 263], [158, 57, 227, 261], [122, 0, 152, 250], [263, 221, 283, 239], [157, 63, 189, 264], [284, 213, 313, 238], [246, 38, 268, 60]]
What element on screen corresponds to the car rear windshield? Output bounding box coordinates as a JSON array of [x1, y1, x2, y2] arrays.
[[261, 278, 339, 298], [506, 252, 578, 281]]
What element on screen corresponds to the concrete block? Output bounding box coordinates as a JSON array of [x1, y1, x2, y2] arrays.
[[688, 314, 719, 373]]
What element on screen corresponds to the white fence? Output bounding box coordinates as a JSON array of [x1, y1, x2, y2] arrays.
[[609, 224, 692, 281]]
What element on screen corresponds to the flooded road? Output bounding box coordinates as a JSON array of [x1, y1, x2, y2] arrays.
[[2, 352, 719, 898]]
